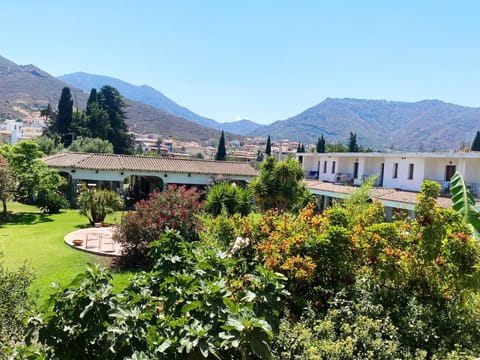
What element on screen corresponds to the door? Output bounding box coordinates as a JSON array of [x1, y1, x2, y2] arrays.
[[353, 162, 359, 179], [445, 165, 456, 181], [379, 163, 384, 186]]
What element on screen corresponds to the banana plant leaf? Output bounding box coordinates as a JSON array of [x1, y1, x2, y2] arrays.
[[450, 171, 480, 239]]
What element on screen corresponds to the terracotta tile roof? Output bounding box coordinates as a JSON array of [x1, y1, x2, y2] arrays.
[[304, 179, 453, 208], [42, 152, 258, 177]]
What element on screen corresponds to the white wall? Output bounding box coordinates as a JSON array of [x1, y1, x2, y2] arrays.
[[383, 157, 425, 191], [67, 168, 253, 190]]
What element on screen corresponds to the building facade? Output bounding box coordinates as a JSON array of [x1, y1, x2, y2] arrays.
[[298, 151, 480, 218], [300, 152, 480, 196]]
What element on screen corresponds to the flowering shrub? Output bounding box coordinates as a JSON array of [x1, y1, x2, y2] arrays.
[[115, 185, 204, 267], [26, 232, 287, 359]]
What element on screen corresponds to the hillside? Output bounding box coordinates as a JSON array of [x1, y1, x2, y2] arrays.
[[0, 55, 236, 143], [252, 98, 480, 151], [220, 119, 264, 135], [58, 72, 265, 135]]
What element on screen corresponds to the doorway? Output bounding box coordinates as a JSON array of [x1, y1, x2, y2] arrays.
[[445, 165, 456, 181], [379, 163, 384, 186]]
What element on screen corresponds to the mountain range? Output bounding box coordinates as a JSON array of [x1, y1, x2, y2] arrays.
[[253, 97, 480, 151], [0, 55, 236, 143], [58, 72, 263, 136], [2, 54, 480, 151]]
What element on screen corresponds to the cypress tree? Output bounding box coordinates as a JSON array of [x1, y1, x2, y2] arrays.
[[86, 88, 98, 116], [55, 87, 74, 146], [316, 134, 325, 153], [300, 143, 305, 153], [215, 131, 227, 161], [265, 135, 272, 156], [471, 131, 480, 151], [348, 132, 359, 152]]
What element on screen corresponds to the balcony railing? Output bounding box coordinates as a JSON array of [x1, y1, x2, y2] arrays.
[[361, 174, 383, 186], [334, 173, 353, 185], [426, 179, 480, 199]]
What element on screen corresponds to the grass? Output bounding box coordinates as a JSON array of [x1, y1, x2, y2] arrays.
[[0, 202, 134, 304]]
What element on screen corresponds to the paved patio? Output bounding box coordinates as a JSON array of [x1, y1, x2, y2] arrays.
[[64, 226, 123, 257]]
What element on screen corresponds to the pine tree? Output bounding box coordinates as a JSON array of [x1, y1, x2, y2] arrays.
[[54, 87, 74, 146], [471, 131, 480, 151], [300, 143, 305, 153], [316, 134, 325, 153], [348, 132, 359, 152], [215, 131, 227, 161], [265, 135, 272, 156], [98, 85, 134, 154]]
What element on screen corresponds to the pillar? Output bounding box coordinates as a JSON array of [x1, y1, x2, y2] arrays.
[[384, 207, 393, 222], [408, 209, 416, 219], [70, 178, 78, 207], [323, 195, 329, 209]]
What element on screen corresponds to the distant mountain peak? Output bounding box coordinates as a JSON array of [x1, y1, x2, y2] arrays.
[[250, 97, 480, 151], [58, 71, 264, 136]]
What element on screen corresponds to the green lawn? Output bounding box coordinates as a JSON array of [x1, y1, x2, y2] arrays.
[[0, 202, 133, 304]]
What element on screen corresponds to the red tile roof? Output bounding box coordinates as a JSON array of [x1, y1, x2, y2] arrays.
[[42, 152, 258, 177], [304, 179, 453, 208]]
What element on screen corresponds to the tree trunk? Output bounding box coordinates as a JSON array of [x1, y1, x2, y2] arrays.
[[2, 199, 7, 219]]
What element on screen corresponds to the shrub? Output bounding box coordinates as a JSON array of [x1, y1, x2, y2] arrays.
[[77, 189, 123, 225], [36, 190, 69, 214], [115, 185, 204, 267], [0, 262, 35, 358], [205, 182, 254, 217], [26, 232, 287, 359]]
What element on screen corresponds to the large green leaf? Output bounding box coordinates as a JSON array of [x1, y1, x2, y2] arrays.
[[450, 171, 480, 239]]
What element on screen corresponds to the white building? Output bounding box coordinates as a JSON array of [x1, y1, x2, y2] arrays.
[[0, 119, 45, 144], [298, 151, 480, 218]]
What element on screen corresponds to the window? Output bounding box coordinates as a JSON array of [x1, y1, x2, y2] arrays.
[[393, 163, 398, 179], [408, 163, 414, 180], [323, 161, 327, 173], [353, 162, 359, 179], [331, 161, 336, 174]]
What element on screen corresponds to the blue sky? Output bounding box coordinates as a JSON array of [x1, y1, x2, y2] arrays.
[[2, 1, 480, 124]]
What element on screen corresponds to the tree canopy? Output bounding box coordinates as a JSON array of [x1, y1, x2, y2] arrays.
[[41, 86, 135, 154], [251, 156, 312, 212], [51, 87, 74, 146], [0, 141, 68, 212], [348, 131, 359, 152], [215, 130, 226, 161], [316, 134, 325, 153], [265, 135, 272, 156], [471, 130, 480, 151]]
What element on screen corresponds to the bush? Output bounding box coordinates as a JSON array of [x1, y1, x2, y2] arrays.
[[77, 189, 123, 225], [36, 190, 69, 214], [0, 262, 35, 358], [205, 182, 254, 217], [26, 232, 287, 359], [115, 185, 204, 267]]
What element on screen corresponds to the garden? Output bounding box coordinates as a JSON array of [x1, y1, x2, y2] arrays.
[[1, 145, 480, 359]]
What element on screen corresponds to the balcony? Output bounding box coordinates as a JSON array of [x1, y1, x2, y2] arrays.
[[426, 179, 480, 200], [335, 173, 353, 185]]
